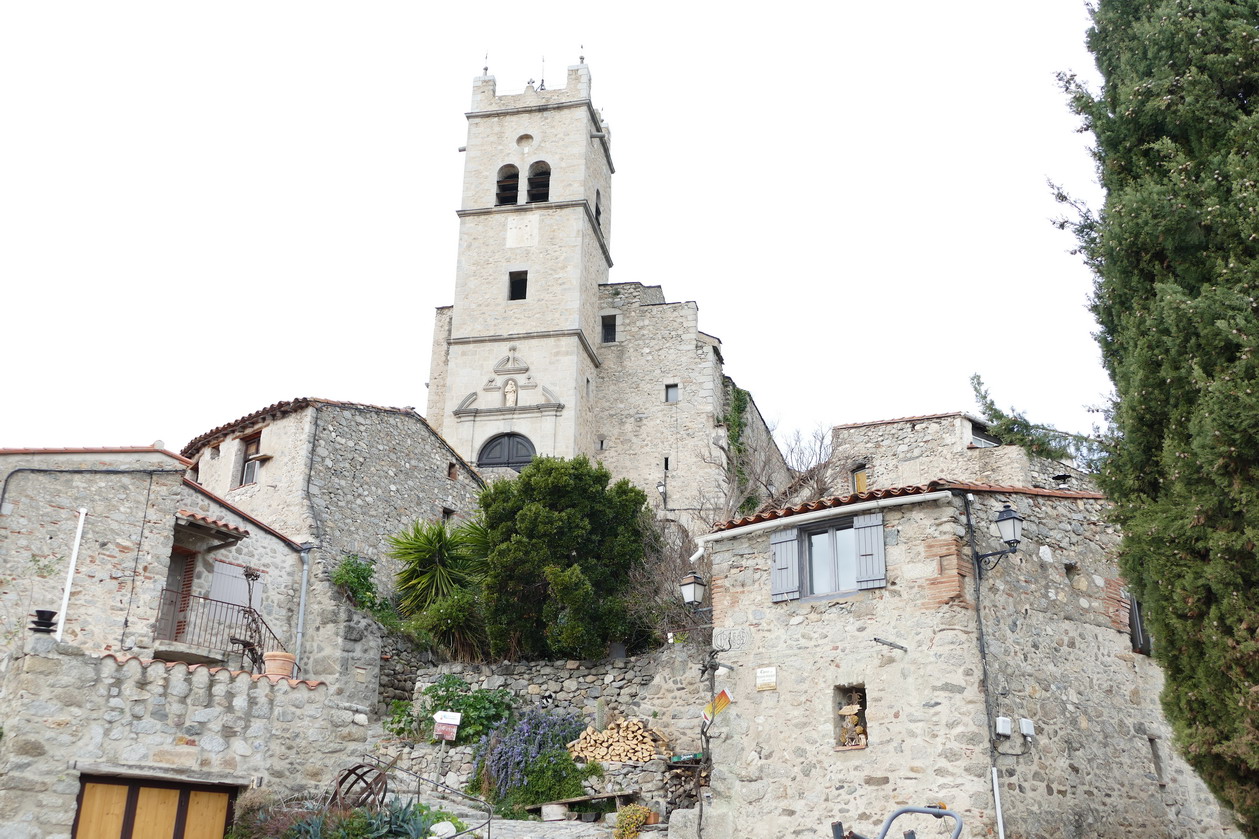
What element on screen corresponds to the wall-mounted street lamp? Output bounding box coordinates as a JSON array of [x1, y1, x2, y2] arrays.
[[975, 503, 1025, 572], [656, 479, 667, 510], [679, 572, 707, 608]]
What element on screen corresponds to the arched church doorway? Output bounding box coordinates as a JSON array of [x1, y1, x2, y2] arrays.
[[477, 433, 536, 471]]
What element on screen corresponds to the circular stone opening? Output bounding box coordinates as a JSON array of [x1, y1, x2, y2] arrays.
[[516, 133, 534, 148]]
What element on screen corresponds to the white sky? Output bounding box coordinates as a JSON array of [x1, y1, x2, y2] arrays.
[[0, 2, 1110, 454]]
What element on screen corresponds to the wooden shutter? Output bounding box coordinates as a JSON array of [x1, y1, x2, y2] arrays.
[[769, 527, 800, 602], [853, 512, 886, 590]]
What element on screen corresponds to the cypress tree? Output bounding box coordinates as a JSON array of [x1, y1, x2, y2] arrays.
[[1062, 0, 1259, 826]]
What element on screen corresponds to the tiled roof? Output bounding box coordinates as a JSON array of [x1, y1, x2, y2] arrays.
[[182, 479, 303, 550], [712, 479, 1106, 532], [177, 509, 250, 538], [831, 412, 984, 430], [100, 653, 323, 688], [0, 446, 194, 466]]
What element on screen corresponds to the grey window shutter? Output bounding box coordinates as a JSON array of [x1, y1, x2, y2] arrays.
[[853, 512, 886, 590], [770, 527, 800, 602]]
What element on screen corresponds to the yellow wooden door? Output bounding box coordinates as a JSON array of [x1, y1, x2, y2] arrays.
[[74, 782, 128, 839], [182, 790, 231, 839], [73, 777, 233, 839]]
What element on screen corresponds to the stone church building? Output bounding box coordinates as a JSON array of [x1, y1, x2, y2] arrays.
[[426, 63, 785, 533]]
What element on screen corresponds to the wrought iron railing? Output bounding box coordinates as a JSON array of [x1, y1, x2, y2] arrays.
[[155, 589, 287, 669]]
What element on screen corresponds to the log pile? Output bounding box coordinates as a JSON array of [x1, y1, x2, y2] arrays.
[[665, 763, 707, 811], [568, 719, 670, 763]]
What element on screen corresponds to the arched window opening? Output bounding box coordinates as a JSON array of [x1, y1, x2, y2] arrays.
[[477, 433, 536, 471], [496, 165, 519, 206], [527, 162, 551, 203], [595, 189, 602, 228]]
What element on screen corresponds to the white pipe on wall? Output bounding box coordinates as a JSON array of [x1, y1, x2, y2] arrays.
[[55, 508, 87, 642], [992, 767, 1006, 839]]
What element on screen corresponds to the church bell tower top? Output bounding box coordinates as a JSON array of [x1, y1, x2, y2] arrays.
[[470, 63, 593, 113]]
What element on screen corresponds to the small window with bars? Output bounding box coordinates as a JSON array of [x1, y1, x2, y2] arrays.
[[496, 165, 519, 206], [527, 162, 550, 203]]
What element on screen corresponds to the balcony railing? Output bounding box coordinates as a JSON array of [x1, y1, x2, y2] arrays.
[[155, 589, 287, 671]]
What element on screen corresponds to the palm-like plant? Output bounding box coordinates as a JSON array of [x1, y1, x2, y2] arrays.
[[390, 520, 476, 616]]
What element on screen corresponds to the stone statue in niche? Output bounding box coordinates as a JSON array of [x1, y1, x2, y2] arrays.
[[503, 379, 518, 407]]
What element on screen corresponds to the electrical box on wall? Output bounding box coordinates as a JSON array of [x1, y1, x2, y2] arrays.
[[1019, 718, 1036, 738], [995, 716, 1012, 737]]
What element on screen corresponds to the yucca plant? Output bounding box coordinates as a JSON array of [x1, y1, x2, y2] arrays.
[[390, 520, 481, 616]]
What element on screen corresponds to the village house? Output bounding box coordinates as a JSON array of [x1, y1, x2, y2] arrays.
[[674, 414, 1240, 839]]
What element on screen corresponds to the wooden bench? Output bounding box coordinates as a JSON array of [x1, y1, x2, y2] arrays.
[[522, 788, 641, 813]]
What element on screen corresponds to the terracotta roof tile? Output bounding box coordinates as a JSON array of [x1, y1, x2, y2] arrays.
[[177, 509, 250, 538], [712, 479, 1106, 532], [0, 447, 194, 466]]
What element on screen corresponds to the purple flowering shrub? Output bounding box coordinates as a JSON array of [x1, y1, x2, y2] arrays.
[[471, 706, 602, 811]]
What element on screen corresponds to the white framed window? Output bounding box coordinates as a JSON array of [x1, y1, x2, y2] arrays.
[[770, 512, 886, 601]]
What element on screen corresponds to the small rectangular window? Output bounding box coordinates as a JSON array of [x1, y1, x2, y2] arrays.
[[237, 433, 262, 487], [664, 456, 670, 471], [509, 271, 528, 300], [447, 462, 458, 480], [835, 686, 868, 750], [664, 384, 679, 403], [597, 438, 606, 451], [601, 315, 617, 343], [852, 466, 868, 494], [586, 377, 592, 397]]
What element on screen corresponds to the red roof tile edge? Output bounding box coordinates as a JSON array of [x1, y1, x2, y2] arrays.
[[0, 447, 194, 466], [99, 653, 323, 688], [712, 479, 1106, 532], [176, 509, 250, 538]]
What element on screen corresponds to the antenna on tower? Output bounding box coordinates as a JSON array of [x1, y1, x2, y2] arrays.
[[539, 55, 546, 90], [579, 45, 585, 64], [483, 52, 489, 76]]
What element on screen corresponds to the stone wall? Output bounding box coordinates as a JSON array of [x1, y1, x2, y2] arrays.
[[378, 630, 434, 716], [411, 645, 707, 759], [966, 491, 1239, 838], [0, 450, 301, 663], [829, 413, 1096, 494], [0, 637, 381, 839], [687, 488, 1241, 839]]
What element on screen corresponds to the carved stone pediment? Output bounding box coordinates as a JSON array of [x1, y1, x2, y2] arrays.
[[493, 344, 530, 376]]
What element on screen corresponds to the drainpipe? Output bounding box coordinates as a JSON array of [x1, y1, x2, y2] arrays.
[[55, 508, 88, 642], [294, 543, 312, 669]]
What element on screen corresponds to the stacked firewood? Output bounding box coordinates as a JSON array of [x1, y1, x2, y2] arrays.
[[568, 719, 670, 763], [664, 763, 707, 810]]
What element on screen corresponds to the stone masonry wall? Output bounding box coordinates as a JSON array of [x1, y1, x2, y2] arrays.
[[966, 491, 1240, 838], [0, 452, 300, 662], [0, 637, 381, 839], [830, 414, 1096, 494], [688, 490, 1240, 839], [385, 645, 707, 817]]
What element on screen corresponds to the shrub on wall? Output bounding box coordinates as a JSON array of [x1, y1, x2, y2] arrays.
[[470, 706, 600, 817]]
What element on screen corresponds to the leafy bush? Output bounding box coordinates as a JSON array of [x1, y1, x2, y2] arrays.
[[406, 588, 487, 662], [390, 520, 484, 615], [332, 554, 383, 612], [413, 675, 514, 744], [471, 707, 598, 809], [384, 699, 421, 739], [614, 803, 652, 839]]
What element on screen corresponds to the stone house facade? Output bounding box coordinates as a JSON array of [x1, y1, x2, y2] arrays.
[[426, 64, 787, 534], [0, 448, 301, 666], [180, 397, 483, 707], [680, 417, 1240, 839]]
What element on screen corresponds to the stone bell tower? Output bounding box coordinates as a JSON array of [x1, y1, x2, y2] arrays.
[[427, 62, 613, 471]]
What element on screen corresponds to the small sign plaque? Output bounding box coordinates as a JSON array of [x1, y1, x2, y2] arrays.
[[433, 711, 463, 725], [433, 722, 459, 742], [755, 667, 777, 691]]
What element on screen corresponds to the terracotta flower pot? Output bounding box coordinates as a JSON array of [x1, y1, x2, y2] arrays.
[[262, 651, 296, 678]]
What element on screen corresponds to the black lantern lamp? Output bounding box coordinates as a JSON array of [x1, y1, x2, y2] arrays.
[[977, 504, 1025, 572]]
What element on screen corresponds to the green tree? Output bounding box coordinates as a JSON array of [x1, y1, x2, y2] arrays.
[[1060, 1, 1259, 827], [477, 456, 652, 660]]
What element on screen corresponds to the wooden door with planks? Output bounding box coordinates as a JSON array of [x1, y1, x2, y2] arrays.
[[72, 776, 233, 839]]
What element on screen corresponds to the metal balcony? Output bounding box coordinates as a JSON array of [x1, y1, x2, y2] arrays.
[[154, 588, 287, 671]]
